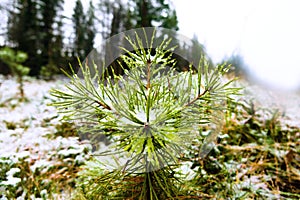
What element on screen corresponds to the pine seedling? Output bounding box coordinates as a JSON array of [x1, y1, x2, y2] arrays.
[[0, 47, 30, 100], [50, 29, 240, 199]]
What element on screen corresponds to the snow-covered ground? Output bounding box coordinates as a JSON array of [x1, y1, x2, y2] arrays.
[[0, 74, 299, 198], [0, 75, 90, 160], [1, 75, 299, 165], [0, 75, 91, 199], [238, 80, 300, 128]]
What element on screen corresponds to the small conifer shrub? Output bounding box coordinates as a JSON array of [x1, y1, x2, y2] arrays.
[[50, 28, 240, 199], [0, 47, 30, 100]]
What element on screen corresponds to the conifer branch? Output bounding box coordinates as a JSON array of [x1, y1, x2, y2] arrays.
[[95, 100, 112, 110], [184, 88, 209, 107]]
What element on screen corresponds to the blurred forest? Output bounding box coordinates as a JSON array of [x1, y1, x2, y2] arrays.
[[0, 0, 247, 78], [0, 0, 174, 76]]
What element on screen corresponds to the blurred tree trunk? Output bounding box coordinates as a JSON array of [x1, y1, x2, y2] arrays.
[[140, 0, 150, 27], [7, 0, 40, 75], [72, 0, 86, 61], [72, 0, 96, 63], [39, 0, 64, 74]]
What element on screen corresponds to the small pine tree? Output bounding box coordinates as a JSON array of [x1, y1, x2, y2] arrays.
[[50, 29, 240, 199], [0, 47, 30, 100]]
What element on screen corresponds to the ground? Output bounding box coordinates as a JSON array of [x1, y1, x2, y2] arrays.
[[0, 74, 299, 199]]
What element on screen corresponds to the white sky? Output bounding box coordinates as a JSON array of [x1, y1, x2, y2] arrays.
[[173, 0, 300, 90]]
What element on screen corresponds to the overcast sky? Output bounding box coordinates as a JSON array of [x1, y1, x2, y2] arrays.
[[173, 0, 300, 90]]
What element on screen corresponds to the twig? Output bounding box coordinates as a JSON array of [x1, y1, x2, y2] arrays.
[[184, 89, 208, 107], [95, 100, 112, 110]]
